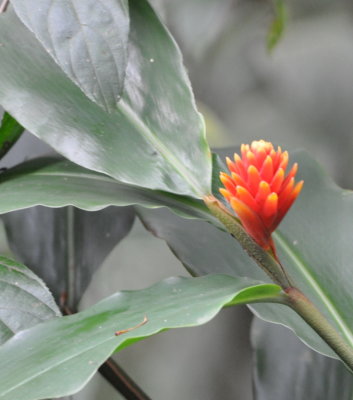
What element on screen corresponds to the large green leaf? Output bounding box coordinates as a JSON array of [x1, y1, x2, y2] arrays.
[[0, 157, 209, 219], [252, 318, 353, 399], [0, 256, 60, 345], [10, 0, 129, 112], [2, 206, 135, 307], [0, 275, 280, 400], [0, 1, 211, 197], [0, 112, 24, 159], [137, 148, 353, 358]]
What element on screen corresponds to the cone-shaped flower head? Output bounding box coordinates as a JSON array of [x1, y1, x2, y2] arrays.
[[219, 140, 303, 250]]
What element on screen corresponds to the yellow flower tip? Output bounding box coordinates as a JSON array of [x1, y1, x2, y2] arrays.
[[250, 139, 272, 151], [259, 180, 271, 190], [293, 180, 304, 197], [226, 157, 233, 168], [230, 196, 253, 218], [219, 188, 232, 201], [251, 140, 273, 153], [280, 151, 289, 169], [241, 144, 249, 152], [263, 192, 278, 218], [261, 155, 274, 181], [247, 164, 258, 174], [271, 168, 285, 192], [247, 165, 261, 189], [233, 153, 241, 163], [246, 150, 256, 165], [219, 175, 227, 186]]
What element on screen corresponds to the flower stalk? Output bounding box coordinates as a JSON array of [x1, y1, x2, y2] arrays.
[[207, 140, 353, 372], [203, 195, 292, 288], [284, 288, 353, 372]]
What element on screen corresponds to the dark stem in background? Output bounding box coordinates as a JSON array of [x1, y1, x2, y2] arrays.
[[0, 112, 24, 159], [66, 206, 76, 310], [99, 359, 152, 400], [63, 306, 152, 400], [0, 0, 9, 14]]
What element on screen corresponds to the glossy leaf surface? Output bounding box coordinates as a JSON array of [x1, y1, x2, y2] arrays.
[[0, 2, 211, 197], [0, 275, 280, 400], [0, 256, 60, 345], [10, 0, 129, 112], [2, 206, 135, 307], [138, 148, 353, 358], [0, 157, 209, 219], [252, 318, 353, 399]]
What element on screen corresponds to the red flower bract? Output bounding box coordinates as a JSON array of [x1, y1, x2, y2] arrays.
[[219, 140, 303, 251]]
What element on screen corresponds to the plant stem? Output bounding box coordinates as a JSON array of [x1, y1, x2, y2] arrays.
[[204, 195, 353, 370], [66, 206, 76, 309], [203, 195, 292, 288], [99, 358, 152, 400], [284, 287, 353, 371], [0, 0, 9, 14]]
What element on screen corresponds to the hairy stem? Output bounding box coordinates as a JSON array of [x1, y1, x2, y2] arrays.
[[204, 194, 353, 370], [285, 288, 353, 371], [203, 195, 292, 288]]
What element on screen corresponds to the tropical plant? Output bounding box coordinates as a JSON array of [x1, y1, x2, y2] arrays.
[[0, 1, 352, 399]]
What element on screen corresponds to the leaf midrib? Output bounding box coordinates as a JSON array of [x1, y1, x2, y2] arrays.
[[118, 99, 207, 197], [274, 232, 353, 348], [29, 170, 118, 184]]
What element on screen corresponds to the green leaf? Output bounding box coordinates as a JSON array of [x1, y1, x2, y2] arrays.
[[267, 0, 287, 52], [3, 206, 135, 307], [0, 157, 209, 219], [10, 0, 129, 112], [0, 1, 211, 197], [137, 145, 353, 359], [137, 206, 267, 282], [0, 112, 24, 159], [0, 275, 280, 400], [0, 256, 60, 345], [252, 318, 353, 399]]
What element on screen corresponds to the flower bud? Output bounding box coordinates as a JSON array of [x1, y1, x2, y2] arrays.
[[219, 140, 303, 250]]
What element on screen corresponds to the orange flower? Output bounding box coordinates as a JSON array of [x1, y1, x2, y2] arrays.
[[219, 140, 303, 251]]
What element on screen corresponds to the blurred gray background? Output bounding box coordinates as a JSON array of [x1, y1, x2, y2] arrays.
[[2, 0, 353, 398]]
